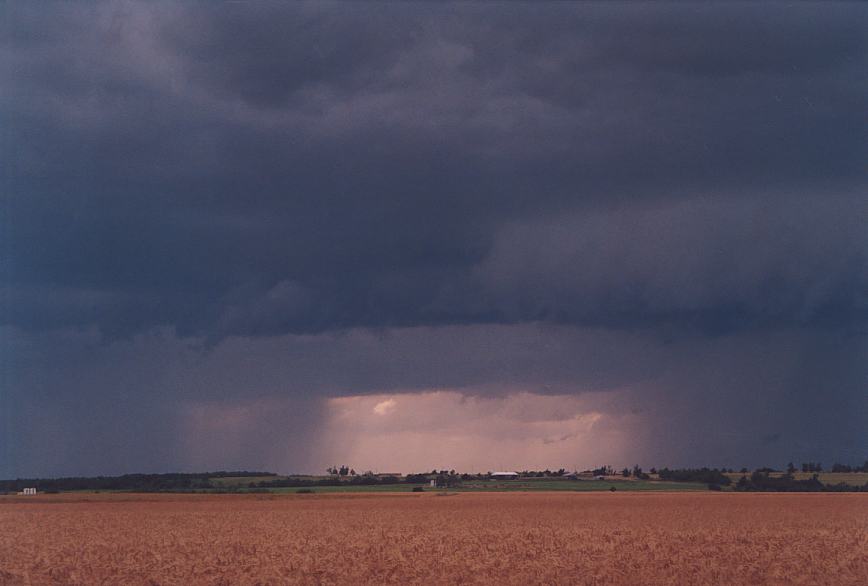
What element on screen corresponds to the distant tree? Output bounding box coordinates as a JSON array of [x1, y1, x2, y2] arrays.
[[350, 469, 356, 476], [801, 462, 823, 473], [632, 465, 649, 480], [786, 462, 796, 474], [649, 467, 657, 475], [435, 473, 461, 488], [339, 465, 349, 476], [622, 468, 631, 478]]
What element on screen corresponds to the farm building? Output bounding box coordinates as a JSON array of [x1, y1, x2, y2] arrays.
[[491, 472, 519, 479], [18, 487, 37, 495]]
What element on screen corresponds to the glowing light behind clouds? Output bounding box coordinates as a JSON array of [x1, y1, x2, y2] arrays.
[[318, 390, 641, 473]]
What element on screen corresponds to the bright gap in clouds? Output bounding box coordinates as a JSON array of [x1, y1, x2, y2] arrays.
[[319, 390, 642, 473]]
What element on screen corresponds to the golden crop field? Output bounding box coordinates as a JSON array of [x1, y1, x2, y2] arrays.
[[1, 492, 866, 585]]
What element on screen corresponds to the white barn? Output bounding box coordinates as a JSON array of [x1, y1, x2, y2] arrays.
[[20, 487, 37, 495], [491, 471, 519, 479]]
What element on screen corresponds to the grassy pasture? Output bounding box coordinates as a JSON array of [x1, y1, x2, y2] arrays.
[[197, 472, 868, 494], [208, 475, 285, 487], [259, 479, 709, 493], [452, 479, 708, 492], [210, 472, 710, 493], [724, 472, 868, 487]]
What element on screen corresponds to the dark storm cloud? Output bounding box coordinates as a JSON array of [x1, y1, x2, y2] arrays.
[[3, 323, 864, 476], [477, 196, 868, 333], [3, 2, 866, 337], [2, 3, 867, 477]]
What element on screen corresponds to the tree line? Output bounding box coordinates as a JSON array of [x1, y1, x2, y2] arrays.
[[787, 461, 868, 473], [4, 459, 866, 493], [735, 470, 868, 492], [0, 471, 275, 493]]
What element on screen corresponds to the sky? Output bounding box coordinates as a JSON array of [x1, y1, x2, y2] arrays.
[[1, 2, 866, 478]]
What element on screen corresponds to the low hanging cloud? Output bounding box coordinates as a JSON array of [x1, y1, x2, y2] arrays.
[[3, 323, 864, 477]]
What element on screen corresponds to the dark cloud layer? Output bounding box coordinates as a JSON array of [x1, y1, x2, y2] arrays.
[[4, 2, 866, 338], [3, 324, 864, 477], [1, 3, 866, 476]]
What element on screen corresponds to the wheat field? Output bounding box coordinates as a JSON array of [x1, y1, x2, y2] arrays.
[[1, 492, 866, 585]]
